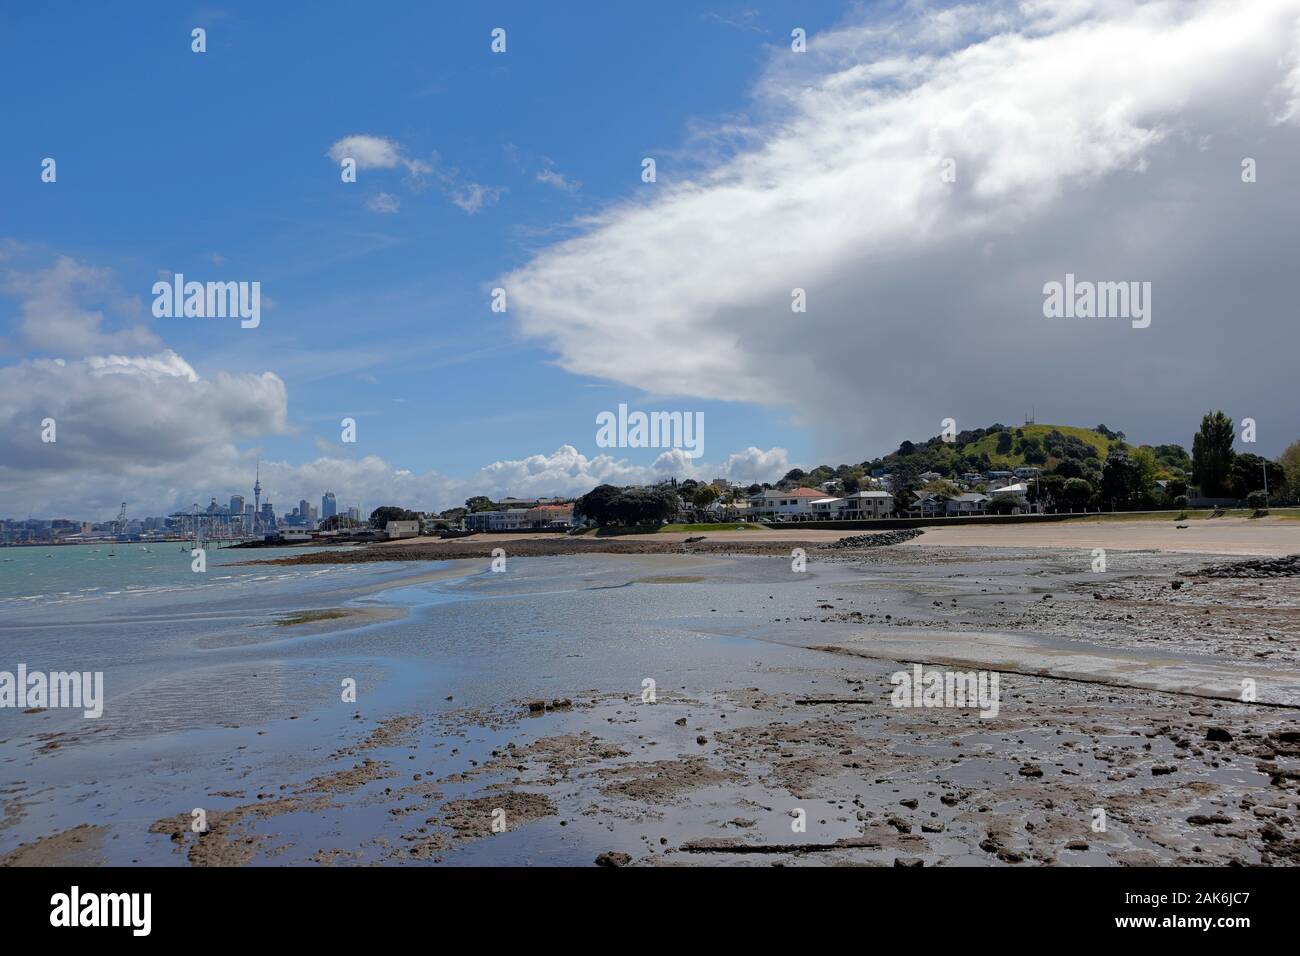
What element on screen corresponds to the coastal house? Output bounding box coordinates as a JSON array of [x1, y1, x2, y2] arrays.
[[810, 497, 846, 517], [525, 503, 574, 529], [988, 482, 1034, 514], [747, 487, 826, 519], [911, 492, 948, 518], [839, 489, 895, 518], [946, 493, 990, 515], [384, 520, 420, 539], [463, 508, 532, 532]]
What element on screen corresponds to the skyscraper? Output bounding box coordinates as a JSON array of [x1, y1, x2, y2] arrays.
[[253, 463, 262, 533], [322, 492, 337, 519]]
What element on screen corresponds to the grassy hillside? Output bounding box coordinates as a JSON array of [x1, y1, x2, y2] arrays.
[[957, 424, 1119, 469]]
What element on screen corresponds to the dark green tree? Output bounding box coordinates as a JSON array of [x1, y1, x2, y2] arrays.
[[1191, 411, 1235, 497], [574, 484, 623, 527], [369, 506, 418, 528], [1101, 452, 1143, 509]]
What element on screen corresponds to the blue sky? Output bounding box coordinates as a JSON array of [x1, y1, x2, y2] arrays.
[[3, 2, 834, 494], [5, 1, 1300, 518]]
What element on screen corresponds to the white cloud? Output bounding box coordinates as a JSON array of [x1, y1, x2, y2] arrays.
[[500, 0, 1300, 459], [2, 420, 786, 518], [536, 160, 581, 193], [326, 134, 432, 176], [0, 349, 290, 516], [366, 191, 401, 214], [2, 256, 159, 356], [447, 182, 503, 214], [327, 137, 503, 214]]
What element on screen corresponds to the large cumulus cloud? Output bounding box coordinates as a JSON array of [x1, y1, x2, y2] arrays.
[[500, 0, 1300, 459]]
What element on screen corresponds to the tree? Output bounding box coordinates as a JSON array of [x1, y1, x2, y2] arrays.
[[1052, 458, 1083, 479], [987, 495, 1025, 515], [1229, 453, 1286, 499], [692, 485, 720, 510], [369, 506, 418, 528], [1247, 490, 1269, 511], [781, 468, 807, 485], [464, 496, 494, 513], [319, 514, 360, 531], [574, 484, 622, 527], [1061, 478, 1093, 511], [1280, 440, 1300, 502], [1101, 452, 1144, 510], [921, 479, 961, 498], [608, 488, 677, 526], [889, 458, 924, 515], [1191, 411, 1235, 497], [1019, 435, 1047, 464]]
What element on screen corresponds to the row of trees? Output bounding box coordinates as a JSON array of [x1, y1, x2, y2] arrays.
[[1190, 411, 1289, 499]]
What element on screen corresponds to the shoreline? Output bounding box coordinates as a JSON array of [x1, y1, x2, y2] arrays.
[[241, 517, 1300, 566]]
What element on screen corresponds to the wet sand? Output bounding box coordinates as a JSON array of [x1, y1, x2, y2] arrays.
[[5, 526, 1299, 867]]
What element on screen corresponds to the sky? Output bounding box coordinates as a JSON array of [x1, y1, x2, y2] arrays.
[[3, 0, 1299, 520]]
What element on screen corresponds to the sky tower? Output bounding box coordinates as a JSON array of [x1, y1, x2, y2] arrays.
[[253, 462, 262, 534]]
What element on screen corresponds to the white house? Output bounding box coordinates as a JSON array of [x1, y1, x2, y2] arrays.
[[810, 497, 845, 517], [748, 487, 826, 518], [463, 508, 532, 532], [384, 520, 421, 539], [988, 482, 1034, 513]]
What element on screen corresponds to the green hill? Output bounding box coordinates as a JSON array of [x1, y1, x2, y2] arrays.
[[958, 424, 1118, 469]]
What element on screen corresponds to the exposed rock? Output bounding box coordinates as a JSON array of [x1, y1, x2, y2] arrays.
[[1196, 554, 1300, 579]]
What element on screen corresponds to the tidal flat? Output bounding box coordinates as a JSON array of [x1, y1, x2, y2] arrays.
[[2, 531, 1298, 866]]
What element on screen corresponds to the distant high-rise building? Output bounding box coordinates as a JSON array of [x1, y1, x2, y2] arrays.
[[347, 507, 361, 522], [253, 463, 263, 532], [322, 492, 337, 519], [298, 499, 310, 519], [230, 495, 244, 517]]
